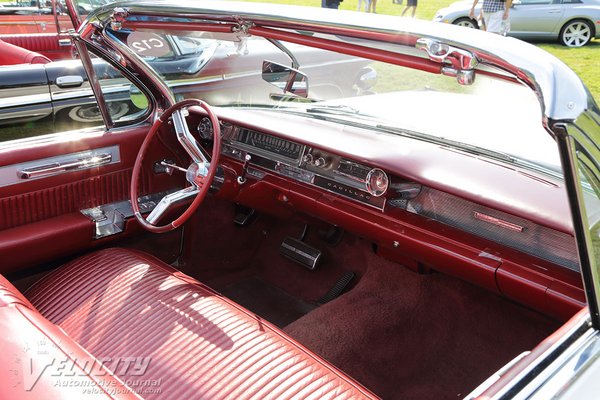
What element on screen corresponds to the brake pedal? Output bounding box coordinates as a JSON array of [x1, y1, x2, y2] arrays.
[[280, 237, 322, 270], [317, 271, 355, 304]]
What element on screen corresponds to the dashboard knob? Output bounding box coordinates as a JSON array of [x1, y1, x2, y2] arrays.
[[303, 153, 314, 164], [314, 157, 327, 167], [365, 168, 389, 197]]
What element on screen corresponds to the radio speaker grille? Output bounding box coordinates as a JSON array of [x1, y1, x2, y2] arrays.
[[404, 186, 579, 272]]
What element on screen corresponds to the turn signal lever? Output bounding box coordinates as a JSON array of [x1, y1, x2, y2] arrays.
[[237, 154, 252, 184]]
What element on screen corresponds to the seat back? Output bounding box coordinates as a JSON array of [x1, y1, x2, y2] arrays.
[[0, 38, 51, 65], [0, 33, 73, 60]]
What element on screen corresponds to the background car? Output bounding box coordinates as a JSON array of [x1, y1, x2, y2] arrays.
[[0, 0, 113, 59], [434, 0, 600, 47], [0, 32, 375, 142]]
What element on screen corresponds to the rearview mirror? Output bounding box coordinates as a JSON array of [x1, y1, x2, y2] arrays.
[[262, 60, 309, 98]]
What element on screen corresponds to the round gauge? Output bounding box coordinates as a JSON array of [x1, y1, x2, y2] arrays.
[[197, 117, 213, 140], [365, 168, 389, 197]]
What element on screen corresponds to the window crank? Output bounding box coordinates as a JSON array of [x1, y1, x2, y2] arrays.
[[237, 154, 252, 184]]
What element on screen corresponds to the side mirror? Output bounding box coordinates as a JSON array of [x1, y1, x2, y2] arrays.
[[262, 60, 309, 98]]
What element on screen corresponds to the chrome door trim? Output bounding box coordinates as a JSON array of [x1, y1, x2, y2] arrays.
[[17, 152, 112, 179], [0, 145, 120, 187]]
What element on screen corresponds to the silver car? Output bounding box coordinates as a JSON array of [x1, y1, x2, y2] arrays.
[[434, 0, 600, 47]]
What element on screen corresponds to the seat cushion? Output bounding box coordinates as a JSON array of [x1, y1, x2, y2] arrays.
[[26, 248, 378, 400], [0, 275, 140, 399]]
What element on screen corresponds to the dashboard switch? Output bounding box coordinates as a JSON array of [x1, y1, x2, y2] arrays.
[[237, 154, 252, 184]]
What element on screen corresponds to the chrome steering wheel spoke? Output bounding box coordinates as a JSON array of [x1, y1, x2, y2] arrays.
[[146, 186, 199, 225], [172, 108, 210, 164]]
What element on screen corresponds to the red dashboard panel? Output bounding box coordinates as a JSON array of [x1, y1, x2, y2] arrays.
[[215, 107, 573, 235]]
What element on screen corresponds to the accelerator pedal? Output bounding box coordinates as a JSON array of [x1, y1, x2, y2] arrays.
[[317, 271, 355, 304], [280, 237, 322, 270]]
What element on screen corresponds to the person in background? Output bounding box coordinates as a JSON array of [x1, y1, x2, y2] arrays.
[[368, 0, 377, 13], [358, 0, 371, 12], [401, 0, 417, 17], [469, 0, 512, 35], [322, 0, 342, 9]]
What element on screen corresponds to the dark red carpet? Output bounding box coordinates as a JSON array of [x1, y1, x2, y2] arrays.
[[285, 238, 560, 399], [177, 197, 560, 399]]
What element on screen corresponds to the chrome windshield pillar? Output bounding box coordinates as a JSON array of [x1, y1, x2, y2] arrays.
[[72, 32, 114, 129], [555, 114, 600, 329]]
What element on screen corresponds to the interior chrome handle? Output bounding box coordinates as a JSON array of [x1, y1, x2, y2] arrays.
[[18, 153, 112, 179], [58, 38, 72, 47]]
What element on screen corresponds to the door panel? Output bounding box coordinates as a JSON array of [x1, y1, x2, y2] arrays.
[[511, 1, 564, 37]]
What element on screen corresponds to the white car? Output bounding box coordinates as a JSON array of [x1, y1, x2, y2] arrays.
[[434, 0, 600, 47]]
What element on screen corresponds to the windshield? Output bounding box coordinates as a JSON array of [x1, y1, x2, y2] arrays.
[[107, 27, 559, 175]]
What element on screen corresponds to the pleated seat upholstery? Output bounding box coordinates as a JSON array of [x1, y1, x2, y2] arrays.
[[25, 248, 378, 400]]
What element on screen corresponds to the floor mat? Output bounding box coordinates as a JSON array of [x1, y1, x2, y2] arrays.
[[285, 239, 561, 400], [220, 276, 316, 328]]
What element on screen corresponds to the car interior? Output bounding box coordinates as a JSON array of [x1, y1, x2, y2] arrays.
[[0, 12, 590, 400]]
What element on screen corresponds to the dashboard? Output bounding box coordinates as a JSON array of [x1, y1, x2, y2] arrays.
[[191, 112, 585, 320], [218, 122, 390, 210]]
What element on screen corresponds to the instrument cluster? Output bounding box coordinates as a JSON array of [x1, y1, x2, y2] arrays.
[[220, 125, 390, 210]]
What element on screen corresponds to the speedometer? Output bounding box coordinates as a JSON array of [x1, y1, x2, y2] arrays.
[[237, 128, 302, 160]]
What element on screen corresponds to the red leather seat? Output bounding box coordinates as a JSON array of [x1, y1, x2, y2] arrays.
[[0, 275, 138, 399], [0, 33, 72, 61], [0, 38, 50, 65], [24, 248, 378, 399]]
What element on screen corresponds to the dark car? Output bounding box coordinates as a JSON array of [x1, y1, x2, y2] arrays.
[[1, 1, 600, 400], [0, 32, 375, 141]]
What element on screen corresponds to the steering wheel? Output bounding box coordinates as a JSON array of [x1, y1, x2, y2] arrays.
[[131, 99, 221, 233]]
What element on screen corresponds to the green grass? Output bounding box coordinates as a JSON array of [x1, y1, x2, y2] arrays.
[[244, 0, 600, 102]]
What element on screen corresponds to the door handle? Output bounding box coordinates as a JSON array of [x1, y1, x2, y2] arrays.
[[17, 153, 112, 179], [56, 75, 84, 88], [58, 38, 72, 47]]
